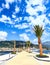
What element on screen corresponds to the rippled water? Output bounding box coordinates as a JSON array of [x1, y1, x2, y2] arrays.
[[43, 50, 50, 54], [33, 49, 50, 54], [0, 51, 11, 56]]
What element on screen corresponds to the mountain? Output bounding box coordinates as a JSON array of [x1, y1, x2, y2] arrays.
[[42, 41, 50, 49], [0, 41, 34, 48], [0, 41, 26, 48], [42, 41, 50, 45]]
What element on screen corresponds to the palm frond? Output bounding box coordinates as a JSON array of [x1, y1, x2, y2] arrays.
[[33, 25, 44, 38]]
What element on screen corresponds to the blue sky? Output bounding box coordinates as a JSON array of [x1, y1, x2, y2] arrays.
[[0, 0, 50, 44]]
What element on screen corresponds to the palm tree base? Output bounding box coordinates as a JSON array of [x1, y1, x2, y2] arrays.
[[11, 51, 16, 54], [36, 54, 49, 58]]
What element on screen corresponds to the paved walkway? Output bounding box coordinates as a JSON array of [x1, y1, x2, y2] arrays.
[[5, 51, 50, 65]]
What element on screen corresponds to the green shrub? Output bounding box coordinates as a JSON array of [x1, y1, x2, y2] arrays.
[[11, 52, 16, 54], [36, 54, 49, 58], [28, 51, 32, 53]]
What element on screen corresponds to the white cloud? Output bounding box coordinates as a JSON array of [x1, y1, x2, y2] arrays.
[[11, 31, 16, 34], [0, 15, 15, 24], [47, 27, 50, 30], [0, 31, 8, 41], [25, 0, 49, 30], [25, 0, 50, 30], [19, 17, 22, 21], [0, 15, 11, 23], [0, 15, 10, 21], [43, 0, 49, 5], [32, 38, 38, 44], [26, 0, 43, 6], [14, 17, 22, 22], [24, 16, 29, 21], [5, 3, 10, 9], [25, 29, 31, 32], [48, 13, 50, 17], [20, 33, 29, 41], [28, 15, 45, 26], [2, 3, 10, 9], [26, 5, 38, 16], [4, 0, 14, 9], [15, 24, 21, 28], [15, 6, 19, 13], [15, 23, 29, 29], [24, 14, 50, 29], [2, 3, 4, 8], [43, 30, 48, 36], [35, 5, 46, 12], [44, 16, 50, 24], [26, 0, 46, 16], [12, 14, 16, 18], [0, 7, 3, 12], [41, 30, 50, 42], [5, 0, 14, 4]]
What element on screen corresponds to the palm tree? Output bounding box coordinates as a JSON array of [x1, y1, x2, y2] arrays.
[[26, 41, 30, 47], [13, 40, 16, 53], [33, 25, 44, 56], [26, 41, 31, 52]]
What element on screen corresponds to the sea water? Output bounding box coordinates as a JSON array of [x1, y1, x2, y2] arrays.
[[0, 51, 11, 56], [33, 49, 50, 54]]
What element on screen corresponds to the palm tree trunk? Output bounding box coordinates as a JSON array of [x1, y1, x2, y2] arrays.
[[38, 38, 43, 56], [13, 41, 16, 53]]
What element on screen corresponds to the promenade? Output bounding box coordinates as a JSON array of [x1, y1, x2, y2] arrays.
[[5, 51, 50, 65]]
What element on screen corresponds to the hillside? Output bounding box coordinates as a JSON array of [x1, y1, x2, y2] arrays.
[[0, 41, 26, 48], [0, 41, 34, 48]]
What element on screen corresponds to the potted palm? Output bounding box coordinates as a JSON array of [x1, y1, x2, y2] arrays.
[[12, 40, 16, 54], [26, 41, 31, 52], [33, 25, 43, 56], [33, 25, 49, 58]]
